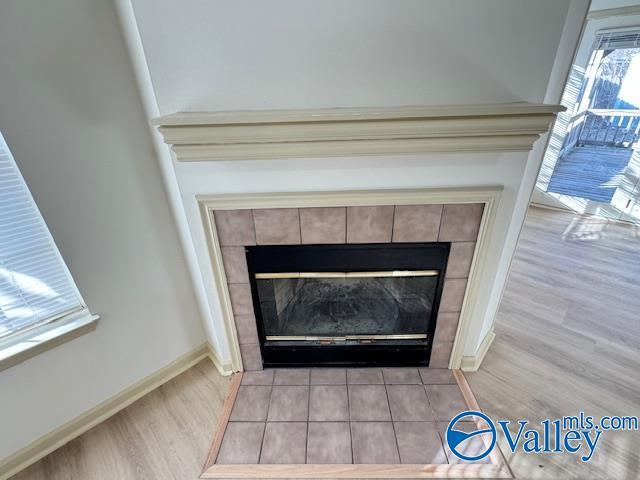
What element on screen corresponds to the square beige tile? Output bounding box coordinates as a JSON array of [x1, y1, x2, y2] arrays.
[[240, 343, 262, 371], [235, 313, 259, 345], [351, 422, 400, 464], [446, 242, 475, 278], [228, 283, 254, 315], [260, 422, 307, 464], [310, 368, 346, 384], [221, 246, 250, 284], [386, 385, 432, 421], [230, 386, 271, 421], [214, 210, 256, 246], [309, 385, 348, 421], [394, 422, 447, 464], [267, 386, 309, 421], [434, 312, 460, 344], [381, 368, 421, 384], [418, 368, 457, 385], [392, 204, 442, 242], [253, 208, 301, 245], [347, 368, 384, 384], [274, 369, 310, 385], [438, 204, 484, 242], [346, 206, 394, 243], [425, 384, 468, 421], [241, 370, 274, 386], [306, 422, 352, 464], [439, 278, 467, 313], [300, 207, 346, 244], [429, 342, 453, 368], [217, 422, 265, 464], [348, 385, 391, 421]]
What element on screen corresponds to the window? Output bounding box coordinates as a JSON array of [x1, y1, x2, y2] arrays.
[[0, 133, 86, 340]]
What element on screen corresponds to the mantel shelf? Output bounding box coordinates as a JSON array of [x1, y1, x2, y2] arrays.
[[153, 103, 563, 161]]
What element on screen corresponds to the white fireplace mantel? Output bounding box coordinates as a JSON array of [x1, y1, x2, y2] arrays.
[[153, 103, 562, 161]]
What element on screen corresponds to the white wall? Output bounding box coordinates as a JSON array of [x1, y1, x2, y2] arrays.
[[131, 0, 571, 112], [0, 0, 205, 460]]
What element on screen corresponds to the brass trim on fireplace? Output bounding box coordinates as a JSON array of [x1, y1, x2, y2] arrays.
[[254, 270, 439, 280], [265, 333, 428, 341]]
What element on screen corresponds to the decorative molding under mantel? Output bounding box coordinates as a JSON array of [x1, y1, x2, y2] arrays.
[[153, 103, 563, 161]]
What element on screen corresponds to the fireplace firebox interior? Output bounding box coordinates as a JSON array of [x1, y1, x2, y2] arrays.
[[246, 243, 449, 367]]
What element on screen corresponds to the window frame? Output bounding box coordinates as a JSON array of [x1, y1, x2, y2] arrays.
[[0, 133, 98, 371]]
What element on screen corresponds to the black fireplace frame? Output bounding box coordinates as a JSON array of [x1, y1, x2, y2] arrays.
[[245, 242, 450, 368]]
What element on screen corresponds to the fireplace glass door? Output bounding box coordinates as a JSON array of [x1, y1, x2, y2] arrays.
[[245, 243, 449, 367], [255, 271, 437, 342]]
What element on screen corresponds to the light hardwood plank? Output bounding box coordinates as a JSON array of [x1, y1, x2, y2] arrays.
[[10, 359, 229, 480], [467, 206, 640, 480]]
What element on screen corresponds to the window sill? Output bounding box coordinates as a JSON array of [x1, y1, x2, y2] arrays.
[[0, 311, 99, 372]]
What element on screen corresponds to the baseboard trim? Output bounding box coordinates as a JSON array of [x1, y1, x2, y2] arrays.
[[460, 330, 496, 372], [207, 344, 234, 376], [0, 343, 210, 480]]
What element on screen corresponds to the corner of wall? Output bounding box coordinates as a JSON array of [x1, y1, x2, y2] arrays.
[[112, 0, 218, 353]]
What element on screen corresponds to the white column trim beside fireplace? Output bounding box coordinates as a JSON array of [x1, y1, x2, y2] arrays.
[[198, 186, 501, 371]]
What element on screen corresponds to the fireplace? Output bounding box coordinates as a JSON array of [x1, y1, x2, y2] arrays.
[[246, 243, 449, 367]]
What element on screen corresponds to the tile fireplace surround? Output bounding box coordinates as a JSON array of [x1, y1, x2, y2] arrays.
[[213, 202, 484, 371]]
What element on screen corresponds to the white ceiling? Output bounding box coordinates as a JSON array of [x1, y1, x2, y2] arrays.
[[131, 0, 572, 113]]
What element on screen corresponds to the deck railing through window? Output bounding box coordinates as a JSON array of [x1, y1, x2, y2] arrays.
[[563, 109, 640, 153]]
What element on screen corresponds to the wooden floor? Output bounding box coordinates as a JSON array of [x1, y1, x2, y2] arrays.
[[10, 207, 640, 479], [547, 146, 632, 203], [467, 207, 640, 480], [10, 360, 230, 480]]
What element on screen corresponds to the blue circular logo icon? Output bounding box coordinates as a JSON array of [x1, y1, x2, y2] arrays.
[[446, 410, 496, 461]]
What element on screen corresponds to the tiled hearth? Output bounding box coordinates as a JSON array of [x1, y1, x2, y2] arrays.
[[201, 367, 512, 478], [218, 367, 476, 465], [214, 203, 484, 370]]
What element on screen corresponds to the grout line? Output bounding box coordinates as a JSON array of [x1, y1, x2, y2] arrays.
[[390, 205, 396, 242], [424, 382, 452, 464], [305, 380, 310, 464], [345, 206, 350, 243], [382, 382, 402, 463], [345, 375, 354, 464], [250, 209, 258, 245], [343, 206, 347, 243], [256, 382, 275, 463], [424, 383, 440, 423], [436, 203, 445, 241]]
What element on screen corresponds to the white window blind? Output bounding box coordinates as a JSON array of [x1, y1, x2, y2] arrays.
[[594, 29, 640, 51], [0, 133, 84, 339]]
